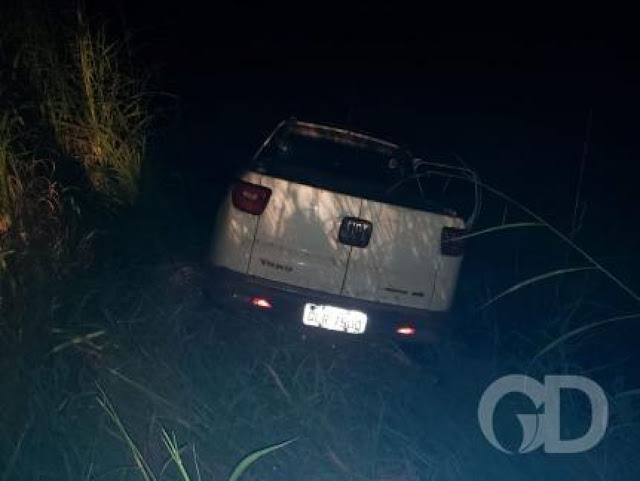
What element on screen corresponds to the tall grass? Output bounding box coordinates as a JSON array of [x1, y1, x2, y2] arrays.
[[0, 113, 17, 238], [408, 168, 640, 361], [49, 17, 148, 208], [99, 384, 296, 481], [1, 2, 153, 324], [16, 5, 151, 210], [0, 113, 17, 293], [0, 6, 154, 414]]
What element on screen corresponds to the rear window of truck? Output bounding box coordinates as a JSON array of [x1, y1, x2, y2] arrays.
[[252, 132, 473, 219]]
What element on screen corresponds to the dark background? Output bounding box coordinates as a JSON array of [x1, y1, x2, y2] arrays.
[[65, 2, 640, 289]]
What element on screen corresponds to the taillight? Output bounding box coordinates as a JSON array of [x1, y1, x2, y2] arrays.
[[396, 326, 416, 336], [231, 181, 272, 215], [250, 297, 273, 309], [440, 226, 467, 257]]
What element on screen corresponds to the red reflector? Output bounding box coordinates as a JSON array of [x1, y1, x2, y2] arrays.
[[250, 297, 273, 309], [396, 326, 416, 336], [440, 226, 467, 257], [232, 181, 272, 215]]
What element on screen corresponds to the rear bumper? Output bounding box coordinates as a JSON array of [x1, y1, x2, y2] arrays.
[[206, 266, 450, 343]]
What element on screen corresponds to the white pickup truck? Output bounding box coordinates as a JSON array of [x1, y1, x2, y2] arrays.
[[208, 119, 479, 343]]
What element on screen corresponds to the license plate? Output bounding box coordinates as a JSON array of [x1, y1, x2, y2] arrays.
[[302, 303, 367, 334]]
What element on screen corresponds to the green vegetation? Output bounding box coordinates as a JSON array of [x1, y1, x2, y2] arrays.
[[38, 16, 150, 208]]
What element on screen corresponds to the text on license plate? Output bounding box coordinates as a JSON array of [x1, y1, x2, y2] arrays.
[[302, 303, 367, 334]]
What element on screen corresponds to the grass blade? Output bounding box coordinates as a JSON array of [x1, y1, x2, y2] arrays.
[[96, 384, 156, 481], [228, 438, 297, 481], [479, 267, 596, 310], [1, 420, 30, 481], [161, 429, 190, 481], [414, 170, 640, 304], [530, 313, 640, 366]]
